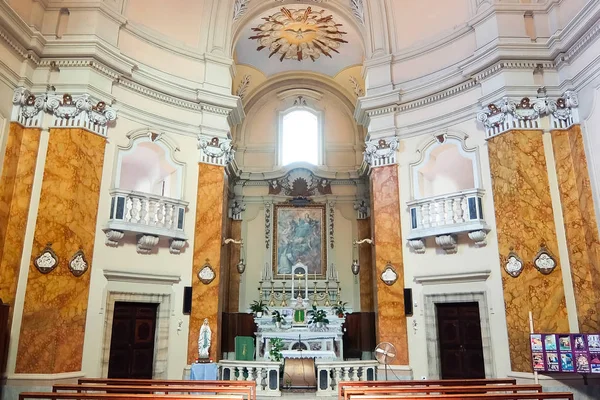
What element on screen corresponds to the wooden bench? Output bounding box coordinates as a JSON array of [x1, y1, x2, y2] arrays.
[[339, 379, 517, 399], [77, 379, 256, 400], [53, 384, 251, 400], [350, 392, 574, 400], [344, 385, 543, 400], [20, 393, 242, 400]]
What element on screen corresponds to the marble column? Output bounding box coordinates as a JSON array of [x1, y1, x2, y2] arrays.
[[370, 164, 408, 365], [0, 123, 41, 324], [488, 129, 568, 373], [16, 127, 107, 373], [188, 162, 228, 363], [358, 218, 374, 312], [551, 125, 600, 333]]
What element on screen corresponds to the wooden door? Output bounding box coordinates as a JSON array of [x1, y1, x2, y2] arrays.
[[108, 302, 158, 379], [436, 302, 485, 379]]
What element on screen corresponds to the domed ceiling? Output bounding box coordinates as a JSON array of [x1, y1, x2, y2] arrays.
[[235, 5, 363, 77]]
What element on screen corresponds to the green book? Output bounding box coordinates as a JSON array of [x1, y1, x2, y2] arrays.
[[235, 336, 255, 361]]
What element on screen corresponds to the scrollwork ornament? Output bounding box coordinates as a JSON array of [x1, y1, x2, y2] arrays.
[[198, 259, 216, 285], [34, 243, 58, 274], [198, 136, 234, 163], [504, 249, 524, 278], [87, 101, 117, 125], [380, 263, 398, 286], [69, 249, 89, 277], [534, 244, 557, 275]]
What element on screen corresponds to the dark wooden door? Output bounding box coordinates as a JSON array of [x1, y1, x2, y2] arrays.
[[436, 302, 485, 379], [108, 302, 158, 379]]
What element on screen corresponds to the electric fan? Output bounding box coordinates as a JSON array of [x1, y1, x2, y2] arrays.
[[374, 342, 397, 380]]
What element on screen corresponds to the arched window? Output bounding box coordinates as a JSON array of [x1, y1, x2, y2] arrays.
[[280, 109, 320, 166]]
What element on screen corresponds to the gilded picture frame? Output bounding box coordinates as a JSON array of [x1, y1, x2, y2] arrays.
[[273, 204, 327, 279]]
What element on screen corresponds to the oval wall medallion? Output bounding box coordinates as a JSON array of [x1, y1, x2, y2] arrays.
[[34, 243, 58, 274], [534, 244, 557, 275], [380, 263, 398, 286], [69, 249, 89, 277], [505, 250, 524, 278], [198, 259, 216, 285]]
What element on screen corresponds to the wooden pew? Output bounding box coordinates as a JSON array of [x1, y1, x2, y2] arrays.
[[77, 379, 256, 400], [53, 384, 251, 400], [339, 379, 517, 399], [344, 384, 543, 400], [350, 393, 574, 400], [20, 393, 242, 400]]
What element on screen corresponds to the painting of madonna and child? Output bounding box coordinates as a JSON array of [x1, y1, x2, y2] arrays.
[[273, 205, 327, 278]]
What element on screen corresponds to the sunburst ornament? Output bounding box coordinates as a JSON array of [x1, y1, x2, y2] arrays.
[[249, 7, 348, 62]]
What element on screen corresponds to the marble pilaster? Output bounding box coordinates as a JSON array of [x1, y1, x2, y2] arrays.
[[551, 125, 600, 333], [488, 129, 568, 373], [16, 128, 106, 373]]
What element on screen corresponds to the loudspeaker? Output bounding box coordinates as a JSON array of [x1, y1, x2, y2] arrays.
[[183, 286, 192, 315], [404, 288, 413, 316]]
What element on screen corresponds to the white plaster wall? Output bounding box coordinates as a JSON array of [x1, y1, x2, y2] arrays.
[[399, 119, 511, 379], [81, 115, 200, 379]]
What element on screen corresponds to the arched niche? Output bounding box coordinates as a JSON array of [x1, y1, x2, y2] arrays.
[[114, 129, 186, 200], [409, 131, 481, 200]]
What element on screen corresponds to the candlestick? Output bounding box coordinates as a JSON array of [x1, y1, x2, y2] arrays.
[[268, 280, 276, 307], [312, 280, 318, 307], [281, 281, 287, 307]]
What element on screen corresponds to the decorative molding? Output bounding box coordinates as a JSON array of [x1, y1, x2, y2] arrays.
[[414, 269, 491, 285], [105, 230, 124, 247], [505, 250, 524, 278], [265, 202, 272, 249], [69, 249, 89, 277], [45, 93, 117, 136], [33, 244, 58, 274], [198, 260, 216, 284], [233, 0, 249, 21], [380, 263, 398, 286], [328, 201, 335, 249], [349, 76, 364, 97], [268, 168, 332, 197], [468, 230, 487, 247], [435, 235, 458, 254], [533, 244, 558, 275], [198, 135, 234, 166], [229, 199, 246, 221], [349, 0, 365, 25], [364, 136, 399, 168], [169, 239, 186, 255], [477, 92, 581, 138], [11, 87, 45, 127], [408, 239, 426, 254], [249, 6, 347, 62], [555, 17, 600, 69], [137, 235, 159, 254], [353, 199, 370, 220], [103, 269, 181, 285], [236, 74, 251, 99]]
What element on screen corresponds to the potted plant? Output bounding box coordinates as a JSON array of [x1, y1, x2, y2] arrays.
[[271, 310, 287, 329], [250, 300, 269, 318], [332, 302, 348, 318], [307, 305, 330, 328], [269, 337, 284, 362]]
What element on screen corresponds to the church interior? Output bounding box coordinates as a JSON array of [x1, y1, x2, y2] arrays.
[[0, 0, 600, 399]]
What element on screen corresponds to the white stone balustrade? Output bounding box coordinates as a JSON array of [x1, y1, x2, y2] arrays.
[[218, 360, 282, 397], [314, 360, 378, 396], [406, 189, 490, 254], [104, 188, 189, 254]]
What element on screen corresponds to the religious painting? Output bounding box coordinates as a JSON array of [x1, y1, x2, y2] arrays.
[[273, 204, 326, 278]]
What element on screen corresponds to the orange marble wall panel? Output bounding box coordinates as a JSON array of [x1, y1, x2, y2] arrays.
[[228, 220, 242, 313], [552, 125, 600, 333], [358, 218, 374, 312], [370, 165, 408, 365], [0, 124, 40, 321], [16, 128, 106, 373], [488, 130, 568, 373], [188, 163, 226, 363]]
